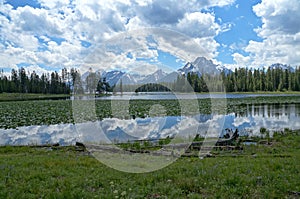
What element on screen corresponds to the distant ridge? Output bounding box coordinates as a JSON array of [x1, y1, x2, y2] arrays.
[[81, 57, 294, 86]]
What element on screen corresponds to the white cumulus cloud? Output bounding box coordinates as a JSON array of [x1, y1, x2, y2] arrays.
[[0, 0, 235, 73], [235, 0, 300, 68]]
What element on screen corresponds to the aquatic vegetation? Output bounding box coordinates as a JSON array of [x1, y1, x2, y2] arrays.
[[1, 95, 300, 129], [0, 100, 73, 129]]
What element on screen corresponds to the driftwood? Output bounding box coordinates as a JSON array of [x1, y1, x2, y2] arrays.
[[86, 144, 180, 157], [27, 143, 60, 148], [216, 129, 239, 146], [74, 129, 241, 155], [75, 142, 86, 151]]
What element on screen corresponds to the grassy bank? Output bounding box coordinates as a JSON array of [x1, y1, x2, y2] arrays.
[[226, 91, 300, 95], [0, 130, 299, 198], [1, 91, 300, 102], [0, 93, 70, 101]]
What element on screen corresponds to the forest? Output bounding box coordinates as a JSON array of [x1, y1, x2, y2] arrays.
[[1, 66, 300, 94], [117, 67, 300, 93], [0, 67, 74, 94], [221, 67, 300, 92]]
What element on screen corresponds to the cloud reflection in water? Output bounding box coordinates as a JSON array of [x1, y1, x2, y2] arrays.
[[1, 103, 300, 145]]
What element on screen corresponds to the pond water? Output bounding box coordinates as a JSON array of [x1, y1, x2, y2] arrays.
[[73, 92, 300, 100], [1, 103, 300, 146]]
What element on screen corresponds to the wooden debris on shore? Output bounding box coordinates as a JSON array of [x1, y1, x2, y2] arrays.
[[75, 142, 86, 151]]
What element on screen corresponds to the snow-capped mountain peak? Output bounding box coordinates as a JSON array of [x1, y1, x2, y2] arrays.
[[192, 56, 215, 67], [178, 56, 222, 76], [81, 57, 234, 87], [269, 63, 294, 71], [102, 70, 125, 86], [140, 69, 168, 83]]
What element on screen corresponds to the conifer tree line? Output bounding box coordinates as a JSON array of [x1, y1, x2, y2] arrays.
[[185, 67, 300, 92], [0, 67, 77, 94], [1, 66, 300, 94], [113, 66, 300, 93]]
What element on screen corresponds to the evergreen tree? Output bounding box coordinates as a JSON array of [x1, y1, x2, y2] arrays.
[[86, 68, 99, 94]]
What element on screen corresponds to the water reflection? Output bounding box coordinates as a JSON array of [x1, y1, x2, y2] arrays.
[[236, 103, 300, 118], [229, 103, 300, 136], [71, 93, 300, 100], [1, 103, 300, 145], [0, 123, 77, 146]]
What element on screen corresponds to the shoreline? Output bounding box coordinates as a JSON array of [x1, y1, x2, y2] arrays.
[[0, 93, 70, 101], [1, 91, 300, 102]]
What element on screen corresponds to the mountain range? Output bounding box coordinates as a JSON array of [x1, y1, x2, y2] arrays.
[[82, 57, 224, 86], [269, 63, 294, 72], [82, 57, 292, 86]]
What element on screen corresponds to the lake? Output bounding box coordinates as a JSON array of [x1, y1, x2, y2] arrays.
[[1, 102, 299, 146], [73, 92, 300, 100]]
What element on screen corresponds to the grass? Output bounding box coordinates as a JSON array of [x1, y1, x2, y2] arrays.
[[226, 91, 300, 95], [1, 94, 300, 198], [0, 93, 70, 101], [0, 130, 299, 198]]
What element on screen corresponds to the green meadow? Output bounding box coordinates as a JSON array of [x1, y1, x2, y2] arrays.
[[0, 130, 299, 198], [0, 94, 299, 198]]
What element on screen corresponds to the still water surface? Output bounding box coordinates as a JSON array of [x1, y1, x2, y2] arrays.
[[1, 103, 299, 145], [72, 92, 300, 100]]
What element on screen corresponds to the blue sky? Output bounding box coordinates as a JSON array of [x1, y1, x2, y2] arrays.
[[6, 0, 40, 9], [1, 0, 300, 75], [214, 0, 263, 63]]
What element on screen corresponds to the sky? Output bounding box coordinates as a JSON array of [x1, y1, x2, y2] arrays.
[[1, 0, 300, 76]]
